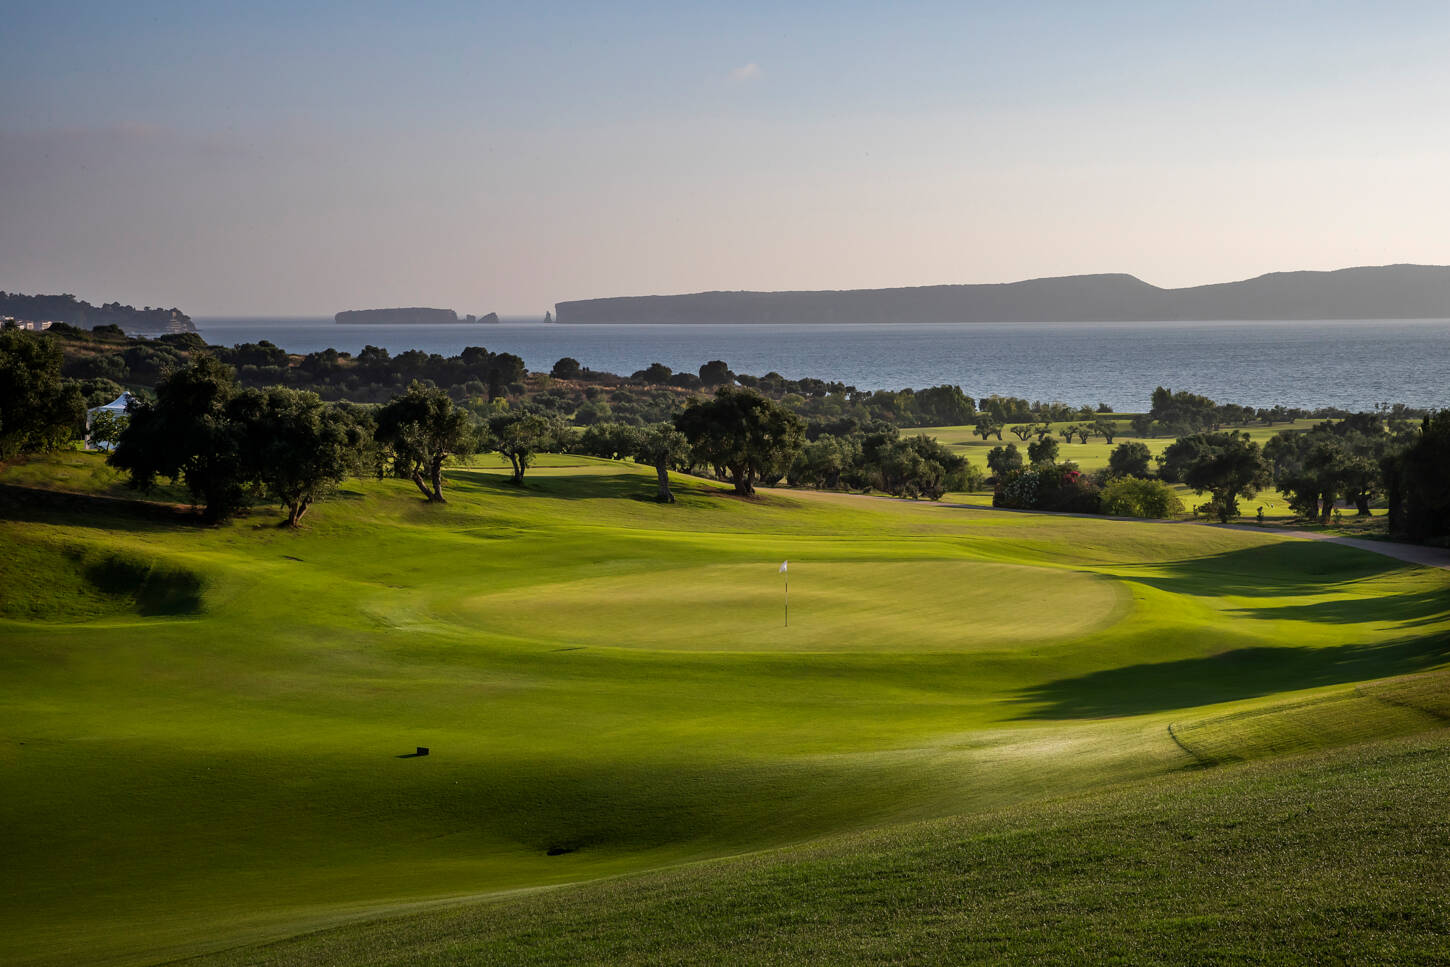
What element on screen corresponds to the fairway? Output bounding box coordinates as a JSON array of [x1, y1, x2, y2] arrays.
[[2, 452, 1448, 966], [921, 419, 1332, 518]]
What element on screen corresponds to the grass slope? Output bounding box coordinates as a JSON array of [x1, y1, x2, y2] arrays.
[[1, 452, 1446, 965], [191, 730, 1450, 966]]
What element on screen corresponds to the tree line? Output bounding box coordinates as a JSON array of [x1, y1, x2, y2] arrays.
[[6, 325, 1450, 541]]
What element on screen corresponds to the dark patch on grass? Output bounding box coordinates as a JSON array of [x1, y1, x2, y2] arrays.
[[1013, 633, 1450, 719], [1233, 587, 1448, 627], [1123, 542, 1409, 598], [83, 555, 204, 616]]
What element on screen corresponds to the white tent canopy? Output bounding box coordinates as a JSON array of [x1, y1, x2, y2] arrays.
[[85, 392, 136, 450], [87, 392, 136, 418]]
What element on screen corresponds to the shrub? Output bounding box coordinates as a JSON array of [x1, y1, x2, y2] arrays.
[[1100, 477, 1184, 519], [994, 464, 1099, 513]]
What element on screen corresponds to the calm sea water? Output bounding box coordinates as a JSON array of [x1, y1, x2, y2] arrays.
[[194, 317, 1450, 413]]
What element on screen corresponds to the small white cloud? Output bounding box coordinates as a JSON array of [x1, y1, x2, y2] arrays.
[[728, 62, 762, 83]]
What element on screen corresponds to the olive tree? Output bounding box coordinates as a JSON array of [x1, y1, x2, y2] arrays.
[[375, 382, 473, 502], [488, 411, 567, 485], [1161, 431, 1270, 522], [633, 423, 692, 502], [675, 387, 805, 496]]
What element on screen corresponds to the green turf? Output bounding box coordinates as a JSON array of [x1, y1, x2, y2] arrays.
[[923, 419, 1332, 519], [1, 451, 1446, 965], [187, 729, 1450, 966]]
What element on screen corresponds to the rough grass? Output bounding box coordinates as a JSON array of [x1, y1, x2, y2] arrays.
[[0, 451, 1445, 966]]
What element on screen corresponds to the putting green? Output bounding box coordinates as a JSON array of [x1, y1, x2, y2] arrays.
[[468, 560, 1128, 652]]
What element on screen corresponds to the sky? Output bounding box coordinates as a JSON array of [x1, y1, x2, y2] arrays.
[[3, 0, 1450, 316]]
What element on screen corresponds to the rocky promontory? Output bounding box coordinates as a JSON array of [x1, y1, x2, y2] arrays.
[[335, 307, 461, 324]]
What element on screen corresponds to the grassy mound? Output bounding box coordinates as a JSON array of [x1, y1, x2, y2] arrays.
[[0, 536, 203, 620], [1, 452, 1445, 965]]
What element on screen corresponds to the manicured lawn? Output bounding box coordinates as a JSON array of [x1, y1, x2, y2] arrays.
[[1, 451, 1444, 965], [919, 419, 1368, 521]]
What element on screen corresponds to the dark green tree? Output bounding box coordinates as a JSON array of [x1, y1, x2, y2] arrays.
[[1027, 436, 1059, 465], [1161, 431, 1270, 522], [1092, 419, 1117, 444], [577, 422, 642, 461], [675, 387, 805, 496], [861, 432, 973, 500], [0, 329, 86, 459], [1107, 441, 1153, 478], [632, 362, 673, 384], [973, 416, 1004, 441], [698, 359, 735, 388], [911, 385, 975, 425], [789, 434, 860, 490], [375, 382, 473, 502], [551, 357, 582, 380], [488, 411, 566, 485], [109, 356, 249, 520], [633, 423, 692, 502], [1383, 414, 1450, 541], [986, 443, 1024, 476], [232, 387, 366, 526]]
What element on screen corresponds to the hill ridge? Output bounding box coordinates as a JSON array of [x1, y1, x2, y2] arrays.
[[555, 263, 1450, 324]]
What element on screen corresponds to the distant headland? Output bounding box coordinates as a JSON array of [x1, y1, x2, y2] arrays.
[[0, 291, 195, 335], [553, 264, 1450, 325], [334, 308, 499, 325]]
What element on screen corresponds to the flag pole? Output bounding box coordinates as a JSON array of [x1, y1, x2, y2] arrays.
[[779, 560, 789, 628]]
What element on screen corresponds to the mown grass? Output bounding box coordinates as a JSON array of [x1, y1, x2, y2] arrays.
[[188, 729, 1450, 966], [0, 451, 1445, 965], [923, 419, 1333, 519]]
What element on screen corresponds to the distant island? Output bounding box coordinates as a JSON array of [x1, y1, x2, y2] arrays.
[[554, 264, 1450, 324], [1, 291, 196, 334], [335, 308, 499, 324]]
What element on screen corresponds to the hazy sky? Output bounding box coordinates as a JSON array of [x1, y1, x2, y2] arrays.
[[4, 1, 1450, 315]]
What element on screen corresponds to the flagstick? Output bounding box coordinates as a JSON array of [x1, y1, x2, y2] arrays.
[[784, 573, 789, 628]]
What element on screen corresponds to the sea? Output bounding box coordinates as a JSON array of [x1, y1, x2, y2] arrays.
[[193, 317, 1450, 413]]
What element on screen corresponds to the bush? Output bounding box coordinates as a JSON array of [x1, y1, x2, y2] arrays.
[[994, 464, 1099, 513], [1099, 477, 1184, 519]]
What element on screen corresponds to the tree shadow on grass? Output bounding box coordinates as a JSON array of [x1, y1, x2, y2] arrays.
[[1011, 633, 1450, 720], [443, 469, 736, 505], [1231, 588, 1450, 628], [1115, 542, 1413, 600], [444, 470, 656, 502]]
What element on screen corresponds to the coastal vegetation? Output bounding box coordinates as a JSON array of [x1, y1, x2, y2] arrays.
[[4, 321, 1446, 539]]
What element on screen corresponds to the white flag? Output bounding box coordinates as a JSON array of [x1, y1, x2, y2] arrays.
[[779, 561, 788, 573]]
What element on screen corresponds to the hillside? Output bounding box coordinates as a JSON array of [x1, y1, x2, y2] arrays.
[[0, 290, 195, 334], [554, 263, 1450, 324], [2, 453, 1447, 965]]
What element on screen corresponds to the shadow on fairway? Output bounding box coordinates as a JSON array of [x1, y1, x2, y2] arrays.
[[83, 554, 205, 616], [444, 469, 741, 505], [1232, 588, 1450, 628], [1118, 542, 1410, 598], [1012, 632, 1450, 720]]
